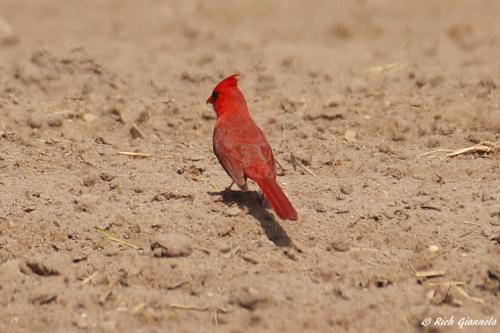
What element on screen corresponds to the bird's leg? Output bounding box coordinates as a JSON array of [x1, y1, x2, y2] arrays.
[[222, 181, 238, 207], [257, 190, 267, 208], [224, 181, 234, 192], [240, 182, 249, 192]]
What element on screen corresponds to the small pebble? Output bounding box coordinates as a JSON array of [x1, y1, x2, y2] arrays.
[[327, 240, 350, 252], [344, 130, 357, 142], [27, 116, 43, 129], [340, 184, 353, 195], [428, 245, 440, 253], [217, 240, 231, 253], [46, 115, 63, 127], [151, 232, 193, 258], [230, 287, 268, 311], [83, 175, 97, 187], [313, 201, 327, 213]]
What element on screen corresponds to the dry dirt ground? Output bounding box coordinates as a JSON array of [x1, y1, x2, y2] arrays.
[[0, 1, 499, 332]]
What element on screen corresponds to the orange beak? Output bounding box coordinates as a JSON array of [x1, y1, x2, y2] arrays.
[[206, 96, 213, 104]]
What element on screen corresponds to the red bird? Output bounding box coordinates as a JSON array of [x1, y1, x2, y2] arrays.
[[207, 74, 298, 221]]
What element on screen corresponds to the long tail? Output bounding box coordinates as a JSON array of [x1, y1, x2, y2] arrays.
[[254, 177, 298, 221]]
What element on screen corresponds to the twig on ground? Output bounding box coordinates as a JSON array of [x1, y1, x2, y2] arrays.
[[419, 141, 498, 158], [117, 151, 152, 158], [446, 141, 498, 157], [95, 226, 141, 250], [80, 271, 98, 286], [418, 149, 453, 158], [290, 152, 317, 177], [415, 270, 446, 278], [168, 303, 229, 313], [454, 285, 484, 304]]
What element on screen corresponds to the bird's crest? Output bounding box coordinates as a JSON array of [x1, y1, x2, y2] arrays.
[[215, 74, 240, 90]]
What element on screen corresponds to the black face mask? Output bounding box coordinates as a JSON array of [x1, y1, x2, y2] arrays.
[[211, 91, 219, 102]]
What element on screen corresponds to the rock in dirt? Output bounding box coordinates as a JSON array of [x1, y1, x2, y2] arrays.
[[82, 174, 98, 187], [135, 108, 150, 124], [83, 113, 98, 123], [151, 232, 193, 258], [31, 293, 58, 305], [344, 130, 357, 142], [73, 194, 97, 213], [340, 184, 353, 195], [27, 116, 43, 129], [130, 123, 145, 139], [313, 201, 327, 213], [280, 98, 300, 113], [217, 240, 232, 253], [99, 172, 116, 182], [46, 115, 63, 127], [224, 206, 241, 217], [327, 240, 350, 252], [214, 220, 235, 237], [24, 259, 60, 276], [230, 287, 269, 311], [428, 244, 440, 252], [324, 95, 344, 108]]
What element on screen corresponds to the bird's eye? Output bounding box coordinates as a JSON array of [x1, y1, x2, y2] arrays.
[[211, 91, 219, 101]]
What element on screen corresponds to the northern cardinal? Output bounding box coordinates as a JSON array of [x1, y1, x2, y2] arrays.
[[207, 74, 298, 221]]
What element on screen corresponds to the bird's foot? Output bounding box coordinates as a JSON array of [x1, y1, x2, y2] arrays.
[[257, 190, 267, 208], [220, 181, 238, 206], [224, 181, 234, 192]]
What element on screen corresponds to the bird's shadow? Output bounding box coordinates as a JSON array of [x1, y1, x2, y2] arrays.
[[208, 189, 292, 247]]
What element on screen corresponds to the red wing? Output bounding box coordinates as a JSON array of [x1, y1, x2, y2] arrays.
[[213, 139, 246, 188], [259, 141, 276, 177]]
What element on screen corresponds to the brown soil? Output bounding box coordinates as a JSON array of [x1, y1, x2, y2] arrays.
[[0, 1, 499, 332]]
